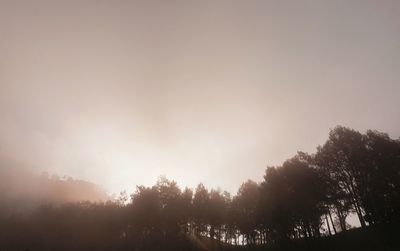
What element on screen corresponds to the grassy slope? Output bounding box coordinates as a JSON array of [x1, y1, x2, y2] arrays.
[[190, 224, 400, 251]]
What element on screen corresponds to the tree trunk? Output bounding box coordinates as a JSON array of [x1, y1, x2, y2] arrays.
[[336, 206, 346, 231], [347, 181, 366, 228], [328, 210, 337, 234], [325, 214, 332, 236]]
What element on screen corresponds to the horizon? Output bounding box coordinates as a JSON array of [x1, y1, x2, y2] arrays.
[[2, 125, 398, 198]]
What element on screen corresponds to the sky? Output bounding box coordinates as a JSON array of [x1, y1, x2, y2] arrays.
[[0, 0, 399, 195]]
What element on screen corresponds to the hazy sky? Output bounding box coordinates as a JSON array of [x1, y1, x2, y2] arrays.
[[1, 0, 399, 194]]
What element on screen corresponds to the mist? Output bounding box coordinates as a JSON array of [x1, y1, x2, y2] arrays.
[[1, 1, 400, 197], [0, 158, 108, 215], [1, 1, 400, 251]]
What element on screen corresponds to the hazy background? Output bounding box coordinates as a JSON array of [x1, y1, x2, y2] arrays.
[[0, 0, 399, 195]]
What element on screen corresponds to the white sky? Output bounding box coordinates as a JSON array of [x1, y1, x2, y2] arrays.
[[0, 0, 399, 194]]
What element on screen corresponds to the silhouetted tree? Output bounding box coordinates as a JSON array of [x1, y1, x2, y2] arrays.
[[360, 130, 400, 224], [315, 126, 368, 228], [259, 154, 327, 242], [233, 180, 260, 245], [192, 183, 209, 236]]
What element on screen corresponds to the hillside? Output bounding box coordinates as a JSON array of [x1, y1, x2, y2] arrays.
[[0, 167, 109, 215], [190, 224, 399, 251]]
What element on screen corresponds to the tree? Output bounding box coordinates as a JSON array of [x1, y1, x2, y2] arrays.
[[207, 189, 230, 241], [315, 126, 368, 228], [233, 180, 260, 245], [259, 154, 327, 241], [360, 130, 400, 224], [192, 183, 209, 236]]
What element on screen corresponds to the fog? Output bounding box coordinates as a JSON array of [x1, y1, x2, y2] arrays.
[[0, 0, 400, 197], [0, 158, 108, 215]]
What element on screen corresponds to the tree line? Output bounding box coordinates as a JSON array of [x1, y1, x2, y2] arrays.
[[0, 126, 399, 251]]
